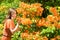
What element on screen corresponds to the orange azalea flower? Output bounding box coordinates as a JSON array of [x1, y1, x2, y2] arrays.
[[21, 33, 29, 38], [54, 22, 58, 27], [43, 36, 48, 40], [58, 16, 60, 21], [21, 18, 32, 25], [27, 25, 31, 28], [33, 32, 37, 35], [19, 2, 31, 9], [16, 8, 24, 14], [31, 12, 36, 15], [36, 7, 44, 16], [22, 14, 26, 18], [35, 38, 38, 40], [31, 3, 42, 8], [22, 11, 27, 18], [53, 21, 60, 29], [56, 36, 60, 39], [44, 21, 50, 27], [16, 8, 21, 13], [20, 2, 27, 9], [33, 35, 38, 40], [26, 11, 30, 14], [18, 2, 44, 18], [24, 30, 29, 33], [57, 24, 60, 29], [35, 19, 39, 23], [50, 7, 58, 16], [47, 15, 55, 22], [50, 38, 57, 40], [19, 2, 24, 7], [26, 4, 31, 8], [54, 16, 59, 22], [16, 16, 21, 23], [37, 18, 45, 27], [47, 15, 59, 22]]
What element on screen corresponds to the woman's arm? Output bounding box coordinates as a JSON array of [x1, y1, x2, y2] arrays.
[[10, 23, 19, 33]]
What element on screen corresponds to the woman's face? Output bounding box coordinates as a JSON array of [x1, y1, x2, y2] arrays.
[[11, 10, 16, 19]]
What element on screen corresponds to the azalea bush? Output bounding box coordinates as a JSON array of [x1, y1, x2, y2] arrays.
[[11, 2, 60, 40], [0, 0, 60, 40]]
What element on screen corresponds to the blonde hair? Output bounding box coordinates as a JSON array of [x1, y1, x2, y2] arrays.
[[6, 8, 17, 19]]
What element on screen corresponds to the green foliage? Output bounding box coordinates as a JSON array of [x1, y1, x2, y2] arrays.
[[20, 0, 60, 6], [0, 24, 3, 36], [40, 26, 56, 38], [57, 29, 60, 35], [0, 11, 6, 23], [11, 31, 22, 40], [0, 0, 20, 23], [0, 24, 4, 40]]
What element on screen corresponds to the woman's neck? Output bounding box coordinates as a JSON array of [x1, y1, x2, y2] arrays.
[[11, 17, 14, 20]]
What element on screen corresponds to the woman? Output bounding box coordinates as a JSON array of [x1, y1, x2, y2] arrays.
[[2, 8, 19, 40]]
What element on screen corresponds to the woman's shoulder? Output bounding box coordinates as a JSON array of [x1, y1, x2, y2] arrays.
[[6, 19, 13, 23]]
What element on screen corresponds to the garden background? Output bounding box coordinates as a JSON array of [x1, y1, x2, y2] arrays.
[[0, 0, 60, 40]]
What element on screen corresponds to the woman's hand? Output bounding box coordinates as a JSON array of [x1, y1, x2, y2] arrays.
[[17, 20, 21, 25]]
